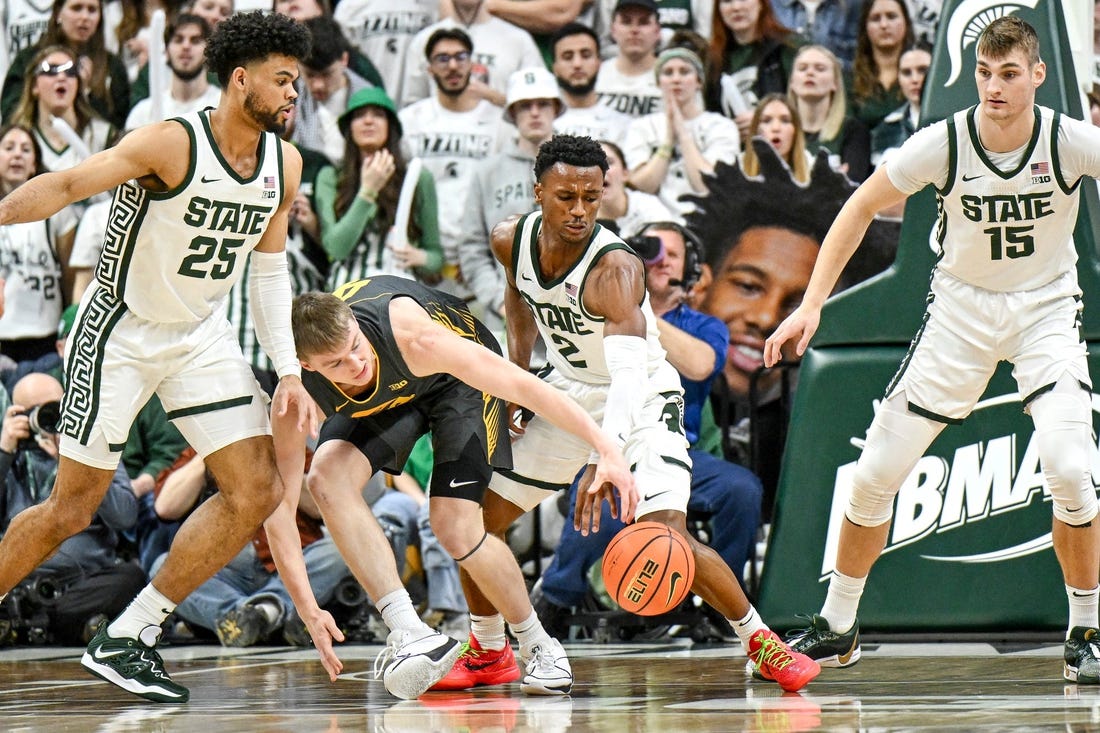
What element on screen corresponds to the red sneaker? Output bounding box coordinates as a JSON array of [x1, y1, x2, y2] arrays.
[[429, 636, 521, 691], [748, 629, 821, 692]]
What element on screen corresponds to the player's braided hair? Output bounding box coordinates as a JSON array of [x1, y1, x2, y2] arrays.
[[204, 11, 312, 88], [534, 134, 609, 181], [683, 139, 897, 289]]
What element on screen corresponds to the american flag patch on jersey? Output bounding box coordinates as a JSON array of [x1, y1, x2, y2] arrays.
[[1030, 162, 1049, 175], [264, 175, 276, 188], [565, 282, 577, 297]]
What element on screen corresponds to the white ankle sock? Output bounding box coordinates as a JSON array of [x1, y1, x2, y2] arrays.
[[510, 610, 551, 655], [472, 613, 507, 651], [728, 606, 767, 651], [252, 600, 281, 627], [820, 570, 866, 634], [377, 589, 427, 634], [108, 585, 176, 645], [1067, 584, 1099, 635]]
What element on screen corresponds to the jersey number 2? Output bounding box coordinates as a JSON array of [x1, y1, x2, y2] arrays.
[[550, 334, 588, 368], [178, 236, 245, 280]]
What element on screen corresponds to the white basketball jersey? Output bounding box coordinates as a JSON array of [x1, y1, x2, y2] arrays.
[[95, 110, 284, 323], [334, 0, 436, 102], [0, 209, 75, 339], [512, 211, 680, 391], [3, 0, 51, 67], [934, 105, 1079, 292]]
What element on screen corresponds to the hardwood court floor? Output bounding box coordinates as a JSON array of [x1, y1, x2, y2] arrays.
[[0, 637, 1095, 732]]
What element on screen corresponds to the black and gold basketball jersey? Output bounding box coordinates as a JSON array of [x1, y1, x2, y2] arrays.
[[303, 275, 498, 419]]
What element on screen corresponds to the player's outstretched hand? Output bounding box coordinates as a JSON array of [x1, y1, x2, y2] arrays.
[[302, 607, 346, 682], [591, 444, 636, 522], [574, 460, 637, 537], [763, 305, 822, 368], [273, 375, 321, 438]]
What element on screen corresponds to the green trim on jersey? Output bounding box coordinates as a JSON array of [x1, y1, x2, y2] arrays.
[[199, 109, 268, 185], [907, 401, 964, 425], [98, 188, 150, 304], [939, 115, 958, 197], [882, 292, 935, 406], [1021, 381, 1058, 407], [660, 454, 691, 473], [1050, 112, 1080, 196], [575, 242, 635, 324], [275, 137, 286, 209], [495, 467, 570, 492], [146, 117, 198, 201], [164, 395, 254, 420], [966, 105, 1040, 180], [62, 289, 128, 445], [511, 213, 529, 276], [99, 116, 198, 300]]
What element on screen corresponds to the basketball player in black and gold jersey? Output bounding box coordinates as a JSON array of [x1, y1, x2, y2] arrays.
[[264, 275, 634, 699]]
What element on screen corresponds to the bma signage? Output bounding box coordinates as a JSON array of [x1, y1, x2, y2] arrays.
[[821, 383, 1100, 581], [758, 348, 1100, 632]]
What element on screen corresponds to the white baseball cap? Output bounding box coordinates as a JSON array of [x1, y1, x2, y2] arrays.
[[504, 67, 564, 123]]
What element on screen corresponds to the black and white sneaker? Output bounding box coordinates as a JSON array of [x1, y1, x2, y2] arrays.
[[1065, 626, 1100, 684], [374, 628, 462, 699], [519, 638, 572, 695]]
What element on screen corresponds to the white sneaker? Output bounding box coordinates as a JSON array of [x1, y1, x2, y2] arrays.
[[519, 637, 572, 695], [374, 628, 462, 699]]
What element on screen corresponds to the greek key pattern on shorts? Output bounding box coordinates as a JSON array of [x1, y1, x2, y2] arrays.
[[94, 183, 147, 299], [61, 288, 126, 445]]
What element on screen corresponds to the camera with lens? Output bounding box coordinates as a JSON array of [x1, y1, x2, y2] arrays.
[[16, 400, 61, 451], [624, 234, 664, 265]]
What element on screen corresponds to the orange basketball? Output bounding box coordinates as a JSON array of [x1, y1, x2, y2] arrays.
[[601, 521, 696, 616]]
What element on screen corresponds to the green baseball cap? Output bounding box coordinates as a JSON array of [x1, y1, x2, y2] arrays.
[[57, 304, 78, 339], [338, 86, 402, 139]]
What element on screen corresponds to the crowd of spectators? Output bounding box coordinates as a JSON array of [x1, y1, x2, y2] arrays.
[[0, 0, 1006, 646]]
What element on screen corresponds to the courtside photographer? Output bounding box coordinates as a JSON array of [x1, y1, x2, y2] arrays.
[[0, 373, 144, 645]]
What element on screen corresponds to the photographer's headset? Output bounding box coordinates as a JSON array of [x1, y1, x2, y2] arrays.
[[639, 221, 704, 291]]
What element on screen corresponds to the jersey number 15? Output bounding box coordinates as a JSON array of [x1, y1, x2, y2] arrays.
[[983, 225, 1035, 261]]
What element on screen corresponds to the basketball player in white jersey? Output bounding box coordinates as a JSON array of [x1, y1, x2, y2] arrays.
[[0, 12, 319, 703], [765, 16, 1100, 684], [434, 134, 821, 694]]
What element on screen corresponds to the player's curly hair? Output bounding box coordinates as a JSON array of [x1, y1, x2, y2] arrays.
[[683, 139, 897, 290], [534, 134, 609, 181], [204, 11, 312, 88]]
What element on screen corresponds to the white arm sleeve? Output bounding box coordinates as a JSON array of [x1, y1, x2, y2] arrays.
[[247, 249, 301, 380], [591, 334, 648, 462]]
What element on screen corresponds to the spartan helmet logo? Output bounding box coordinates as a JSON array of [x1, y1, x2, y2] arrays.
[[943, 0, 1041, 87]]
